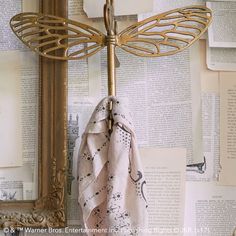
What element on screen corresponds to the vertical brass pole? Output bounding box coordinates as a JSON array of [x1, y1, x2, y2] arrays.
[[104, 0, 116, 133], [105, 0, 116, 96], [107, 42, 116, 96], [107, 43, 115, 134], [107, 41, 116, 133]]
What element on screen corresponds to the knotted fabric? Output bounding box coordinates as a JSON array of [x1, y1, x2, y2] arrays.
[[77, 97, 148, 235]]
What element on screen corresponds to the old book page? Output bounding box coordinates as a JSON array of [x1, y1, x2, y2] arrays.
[[0, 164, 34, 201], [207, 45, 236, 71], [207, 2, 236, 48], [0, 0, 22, 51], [69, 0, 136, 33], [206, 2, 236, 71], [84, 0, 153, 18], [187, 40, 220, 181], [140, 148, 186, 236], [139, 0, 204, 20], [219, 72, 236, 185], [184, 182, 236, 236], [22, 0, 39, 12], [0, 51, 22, 167]]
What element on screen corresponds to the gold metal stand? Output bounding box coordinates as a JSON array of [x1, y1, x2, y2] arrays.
[[9, 0, 212, 133]]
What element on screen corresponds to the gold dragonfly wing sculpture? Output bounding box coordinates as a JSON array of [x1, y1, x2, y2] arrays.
[[10, 3, 212, 60], [9, 0, 212, 132]]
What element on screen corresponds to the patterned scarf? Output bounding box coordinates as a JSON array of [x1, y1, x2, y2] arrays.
[[77, 97, 148, 235]]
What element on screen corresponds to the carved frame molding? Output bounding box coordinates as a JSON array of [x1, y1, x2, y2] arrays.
[[0, 0, 68, 229]]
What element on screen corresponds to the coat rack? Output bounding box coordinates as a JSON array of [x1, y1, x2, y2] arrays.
[[10, 0, 212, 132]]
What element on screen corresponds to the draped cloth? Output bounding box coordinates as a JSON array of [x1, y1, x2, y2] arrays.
[[77, 97, 148, 235]]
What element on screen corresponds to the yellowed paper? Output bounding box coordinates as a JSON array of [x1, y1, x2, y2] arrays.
[[207, 2, 236, 48], [22, 0, 39, 12], [0, 51, 22, 167], [69, 0, 136, 34], [0, 164, 34, 200], [199, 40, 219, 93], [184, 182, 236, 236], [219, 72, 236, 186], [23, 182, 37, 200], [139, 0, 204, 20], [84, 0, 153, 18], [140, 148, 186, 235], [190, 41, 221, 182], [88, 53, 102, 98]]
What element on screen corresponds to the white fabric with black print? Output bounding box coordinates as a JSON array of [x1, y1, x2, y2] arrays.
[[77, 96, 148, 236]]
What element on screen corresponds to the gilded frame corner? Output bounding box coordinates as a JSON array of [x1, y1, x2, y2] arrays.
[[0, 0, 68, 229]]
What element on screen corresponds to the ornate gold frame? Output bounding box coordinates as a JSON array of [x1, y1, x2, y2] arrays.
[[0, 0, 67, 229]]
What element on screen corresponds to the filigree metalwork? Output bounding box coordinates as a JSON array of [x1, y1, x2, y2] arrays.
[[0, 159, 66, 228], [10, 6, 212, 60], [118, 6, 212, 57], [10, 12, 105, 60]]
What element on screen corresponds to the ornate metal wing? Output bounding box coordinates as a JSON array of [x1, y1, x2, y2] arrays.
[[10, 13, 106, 60], [117, 6, 212, 57]]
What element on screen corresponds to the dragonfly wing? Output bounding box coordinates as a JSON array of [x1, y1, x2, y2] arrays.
[[10, 12, 105, 60], [117, 6, 212, 57]]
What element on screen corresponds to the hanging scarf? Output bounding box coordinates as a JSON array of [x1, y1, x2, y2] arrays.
[[77, 97, 148, 235]]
